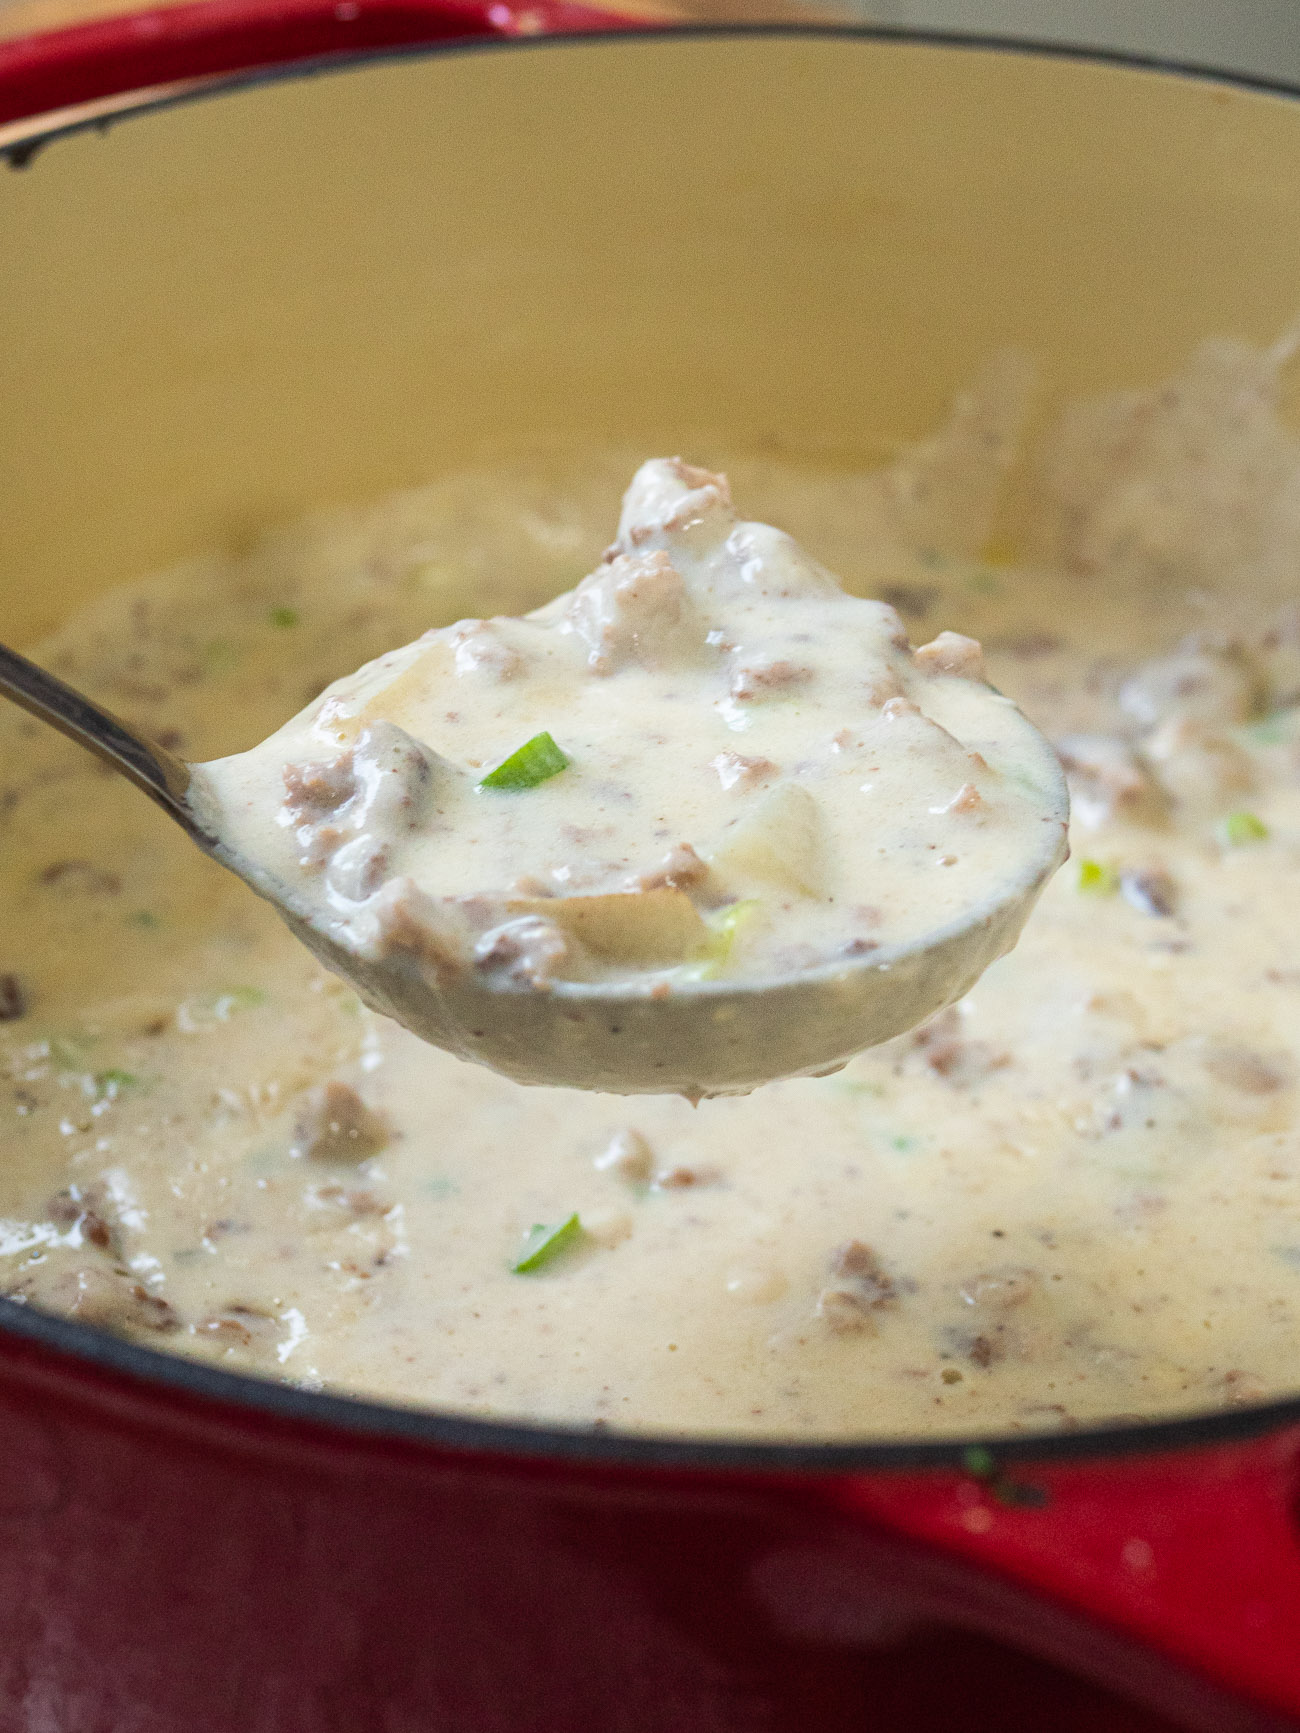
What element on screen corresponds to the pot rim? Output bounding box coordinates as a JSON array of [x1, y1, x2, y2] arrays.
[[6, 19, 1300, 1474]]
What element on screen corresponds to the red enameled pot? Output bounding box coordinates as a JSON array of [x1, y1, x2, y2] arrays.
[[3, 10, 1300, 1730]]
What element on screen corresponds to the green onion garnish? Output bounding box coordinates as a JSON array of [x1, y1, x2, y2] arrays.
[[1217, 811, 1269, 847], [510, 1213, 583, 1273], [675, 899, 762, 983], [92, 1069, 142, 1099], [269, 606, 300, 629], [479, 732, 570, 791], [1077, 858, 1118, 895]]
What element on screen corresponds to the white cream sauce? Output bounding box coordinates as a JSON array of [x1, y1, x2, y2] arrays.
[[3, 331, 1300, 1440], [194, 458, 1064, 1091]]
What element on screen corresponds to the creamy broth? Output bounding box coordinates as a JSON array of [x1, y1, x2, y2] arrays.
[[4, 335, 1300, 1440]]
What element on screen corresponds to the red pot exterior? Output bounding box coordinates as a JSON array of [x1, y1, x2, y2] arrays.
[[0, 1320, 1296, 1733], [0, 0, 646, 128], [4, 11, 1300, 1730]]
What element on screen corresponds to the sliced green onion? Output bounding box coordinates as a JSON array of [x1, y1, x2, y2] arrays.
[[510, 1213, 583, 1273], [269, 606, 300, 629], [1217, 811, 1269, 847], [1245, 711, 1295, 746], [93, 1068, 142, 1099], [675, 899, 762, 983], [479, 732, 570, 791], [1077, 858, 1118, 895]]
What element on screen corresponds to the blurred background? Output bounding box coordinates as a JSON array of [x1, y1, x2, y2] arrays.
[[833, 0, 1300, 85], [2, 0, 1300, 87]]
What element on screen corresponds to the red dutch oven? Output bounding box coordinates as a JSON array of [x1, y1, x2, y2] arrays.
[[3, 9, 1300, 1730]]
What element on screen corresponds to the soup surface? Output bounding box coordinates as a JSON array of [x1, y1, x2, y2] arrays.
[[4, 333, 1300, 1440]]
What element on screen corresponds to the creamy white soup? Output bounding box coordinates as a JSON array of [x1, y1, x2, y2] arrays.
[[4, 332, 1300, 1440]]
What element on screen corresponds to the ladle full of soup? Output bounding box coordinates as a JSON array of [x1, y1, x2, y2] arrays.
[[1, 458, 1068, 1097]]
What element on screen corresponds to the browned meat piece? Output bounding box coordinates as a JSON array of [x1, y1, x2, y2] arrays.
[[665, 457, 732, 501], [0, 974, 25, 1021], [1119, 867, 1178, 917], [285, 724, 435, 878], [881, 583, 939, 622], [1055, 733, 1159, 828], [711, 752, 778, 792], [652, 1164, 720, 1190], [37, 860, 121, 895], [913, 631, 986, 681], [628, 843, 709, 894], [565, 550, 688, 674], [946, 1265, 1041, 1372], [367, 878, 465, 976], [912, 1009, 1010, 1084], [9, 1262, 178, 1335], [195, 1305, 282, 1351], [474, 914, 570, 989], [283, 753, 356, 818], [292, 1081, 390, 1161], [815, 1240, 898, 1333], [1202, 1047, 1293, 1095], [450, 619, 523, 681], [729, 655, 813, 701], [47, 1186, 123, 1258], [939, 782, 983, 814], [309, 1183, 393, 1217], [594, 1129, 654, 1185]]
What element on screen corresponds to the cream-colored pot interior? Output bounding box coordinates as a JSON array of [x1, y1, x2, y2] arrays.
[[6, 34, 1300, 640]]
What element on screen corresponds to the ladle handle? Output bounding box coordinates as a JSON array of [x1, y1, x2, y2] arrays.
[[0, 640, 212, 843]]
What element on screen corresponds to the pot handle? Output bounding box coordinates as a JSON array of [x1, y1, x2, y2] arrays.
[[0, 0, 657, 134], [832, 1422, 1300, 1727]]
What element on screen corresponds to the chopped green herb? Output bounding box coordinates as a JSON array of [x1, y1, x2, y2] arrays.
[[1077, 858, 1119, 895], [1217, 811, 1269, 847], [675, 899, 762, 983], [92, 1068, 142, 1099], [127, 910, 160, 930], [961, 1446, 996, 1478], [479, 732, 570, 791], [967, 571, 1002, 597], [49, 1033, 95, 1069], [1245, 711, 1296, 746], [510, 1212, 584, 1273], [268, 606, 300, 629], [423, 1177, 458, 1200], [890, 1133, 917, 1153]]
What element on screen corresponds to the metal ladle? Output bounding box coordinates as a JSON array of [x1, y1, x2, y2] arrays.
[[0, 639, 1068, 1097]]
